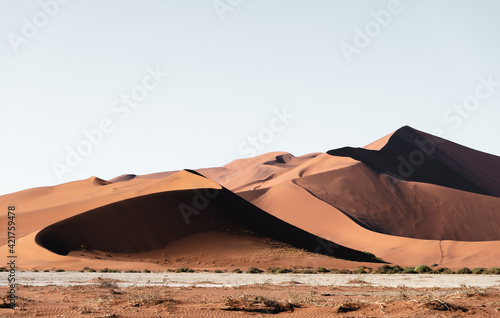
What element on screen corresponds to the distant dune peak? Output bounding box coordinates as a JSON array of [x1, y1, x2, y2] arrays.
[[89, 176, 111, 186], [327, 126, 500, 197], [107, 174, 137, 183]]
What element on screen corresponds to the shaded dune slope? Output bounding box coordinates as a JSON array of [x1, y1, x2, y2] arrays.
[[35, 172, 379, 263], [294, 163, 500, 241], [327, 126, 500, 197]]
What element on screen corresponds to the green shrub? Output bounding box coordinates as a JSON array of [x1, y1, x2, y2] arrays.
[[267, 267, 292, 274], [214, 269, 223, 273], [99, 268, 109, 273], [487, 267, 500, 274], [142, 269, 151, 273], [335, 269, 352, 274], [353, 266, 367, 274], [43, 269, 50, 272], [472, 267, 486, 274], [301, 269, 314, 274], [232, 268, 242, 274], [124, 270, 140, 273], [174, 267, 193, 273], [375, 265, 392, 274], [246, 267, 263, 274], [456, 267, 472, 274], [315, 267, 329, 273], [442, 268, 455, 274], [403, 266, 417, 274], [415, 265, 431, 273], [276, 268, 292, 274], [32, 269, 39, 272], [431, 263, 438, 267], [55, 269, 65, 272], [389, 265, 404, 274]]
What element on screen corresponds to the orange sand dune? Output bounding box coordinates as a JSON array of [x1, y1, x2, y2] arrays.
[[35, 170, 376, 263], [295, 162, 500, 241], [2, 125, 500, 270], [242, 178, 500, 268]]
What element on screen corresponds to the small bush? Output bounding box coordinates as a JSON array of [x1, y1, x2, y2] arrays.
[[334, 269, 352, 274], [99, 268, 109, 273], [403, 266, 417, 274], [0, 267, 8, 272], [415, 265, 431, 273], [43, 269, 50, 272], [232, 268, 242, 273], [267, 267, 292, 274], [389, 265, 404, 274], [142, 269, 151, 273], [431, 263, 438, 267], [431, 267, 446, 274], [32, 269, 39, 272], [214, 270, 223, 273], [353, 266, 367, 274], [276, 268, 292, 274], [174, 267, 193, 273], [315, 267, 329, 273], [442, 268, 455, 274], [124, 270, 140, 273], [375, 265, 393, 274], [456, 267, 472, 274], [246, 267, 263, 274], [472, 267, 486, 274], [487, 267, 500, 274], [55, 269, 65, 272]]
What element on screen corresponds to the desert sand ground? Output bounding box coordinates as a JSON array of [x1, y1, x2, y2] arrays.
[[2, 273, 500, 317]]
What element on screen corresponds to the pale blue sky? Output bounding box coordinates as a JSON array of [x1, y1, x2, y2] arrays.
[[1, 0, 500, 195]]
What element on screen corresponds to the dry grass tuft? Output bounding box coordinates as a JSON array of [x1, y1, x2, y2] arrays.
[[336, 302, 361, 313], [424, 299, 468, 312], [222, 294, 298, 313]]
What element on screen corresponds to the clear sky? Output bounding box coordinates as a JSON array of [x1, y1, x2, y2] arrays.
[[1, 0, 500, 196]]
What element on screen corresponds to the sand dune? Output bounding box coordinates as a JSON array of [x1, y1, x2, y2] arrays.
[[328, 126, 500, 197], [2, 125, 500, 270]]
